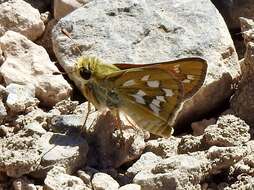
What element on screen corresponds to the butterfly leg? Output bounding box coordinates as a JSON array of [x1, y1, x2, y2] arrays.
[[123, 114, 137, 129], [81, 101, 92, 134], [111, 109, 124, 137]]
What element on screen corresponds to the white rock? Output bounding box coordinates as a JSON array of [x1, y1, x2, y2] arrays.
[[127, 152, 162, 177], [92, 172, 119, 190], [44, 166, 90, 190], [133, 146, 247, 190], [37, 132, 88, 177], [54, 0, 87, 20], [0, 31, 72, 106], [145, 137, 181, 158], [77, 170, 92, 188], [0, 100, 7, 124], [52, 0, 240, 129], [0, 129, 41, 177], [86, 111, 145, 168], [6, 83, 39, 113], [202, 114, 250, 147], [15, 108, 51, 130], [12, 177, 37, 190], [119, 184, 141, 190], [24, 121, 47, 135], [230, 23, 254, 127], [0, 0, 45, 41]]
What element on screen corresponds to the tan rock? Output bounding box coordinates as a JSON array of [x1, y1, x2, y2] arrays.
[[36, 19, 58, 58], [231, 18, 254, 128], [133, 146, 247, 190], [119, 184, 141, 190], [0, 129, 41, 177], [34, 132, 88, 178], [12, 177, 37, 190], [0, 31, 72, 106], [6, 83, 39, 113], [86, 111, 145, 169], [202, 114, 250, 147], [0, 0, 45, 41], [91, 172, 119, 190], [145, 137, 180, 158], [44, 166, 90, 190], [54, 0, 88, 20]]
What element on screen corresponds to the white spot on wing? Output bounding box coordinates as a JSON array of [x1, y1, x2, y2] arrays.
[[123, 79, 136, 87], [149, 103, 160, 115], [131, 90, 146, 104], [182, 79, 190, 83], [187, 75, 194, 80], [163, 88, 174, 97], [152, 99, 161, 107], [147, 80, 160, 88], [137, 90, 146, 96], [131, 94, 145, 104], [156, 96, 166, 102], [141, 75, 150, 81], [174, 64, 180, 73]]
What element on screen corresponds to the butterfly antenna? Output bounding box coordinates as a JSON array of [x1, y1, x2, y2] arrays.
[[52, 71, 67, 75], [233, 29, 254, 36], [61, 28, 83, 56]]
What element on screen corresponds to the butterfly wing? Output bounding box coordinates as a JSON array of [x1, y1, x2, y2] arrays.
[[121, 97, 175, 137], [114, 57, 207, 99], [109, 58, 207, 137], [104, 66, 184, 137]]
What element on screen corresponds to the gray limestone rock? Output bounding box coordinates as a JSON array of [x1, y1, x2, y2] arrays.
[[202, 114, 250, 147], [44, 166, 90, 190], [133, 146, 247, 190], [91, 172, 119, 190], [6, 83, 39, 113]]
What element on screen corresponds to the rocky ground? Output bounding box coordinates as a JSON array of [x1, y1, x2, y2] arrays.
[[0, 0, 254, 190]]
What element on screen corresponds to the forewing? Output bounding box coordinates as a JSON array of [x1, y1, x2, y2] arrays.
[[115, 57, 207, 99]]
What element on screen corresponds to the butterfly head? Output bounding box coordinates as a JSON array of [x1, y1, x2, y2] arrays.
[[74, 57, 98, 81], [74, 56, 121, 82]]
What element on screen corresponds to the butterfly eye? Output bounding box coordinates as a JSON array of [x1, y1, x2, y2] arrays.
[[80, 68, 92, 80]]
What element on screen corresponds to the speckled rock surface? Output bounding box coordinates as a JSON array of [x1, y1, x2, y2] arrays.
[[44, 166, 90, 190], [133, 146, 247, 190], [86, 111, 145, 169], [202, 114, 250, 147], [35, 132, 88, 178], [91, 172, 119, 190], [0, 128, 42, 177], [231, 18, 254, 129], [6, 83, 39, 113], [0, 0, 45, 41], [0, 31, 72, 106]]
